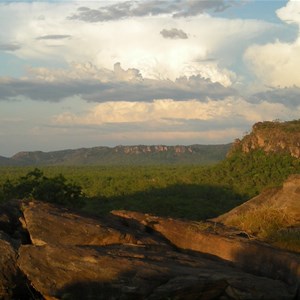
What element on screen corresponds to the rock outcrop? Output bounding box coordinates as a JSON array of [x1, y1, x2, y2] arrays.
[[0, 200, 299, 299], [112, 210, 300, 286], [228, 120, 300, 158], [214, 174, 300, 227]]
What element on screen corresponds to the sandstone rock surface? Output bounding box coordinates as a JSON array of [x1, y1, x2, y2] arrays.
[[228, 120, 300, 158], [0, 199, 299, 299], [18, 243, 293, 300], [21, 201, 161, 247], [214, 174, 300, 226], [112, 210, 300, 286]]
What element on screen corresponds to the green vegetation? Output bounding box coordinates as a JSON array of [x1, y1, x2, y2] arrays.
[[0, 144, 231, 166], [0, 150, 299, 221], [0, 146, 299, 252], [212, 150, 300, 196], [0, 168, 84, 208], [254, 119, 300, 132]]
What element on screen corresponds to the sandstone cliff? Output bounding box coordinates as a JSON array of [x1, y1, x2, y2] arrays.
[[228, 120, 300, 158]]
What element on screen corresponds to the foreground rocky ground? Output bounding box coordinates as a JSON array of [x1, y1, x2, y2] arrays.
[[1, 194, 299, 300]]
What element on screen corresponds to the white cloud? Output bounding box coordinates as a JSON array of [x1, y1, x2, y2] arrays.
[[244, 41, 300, 87], [53, 99, 218, 125], [244, 0, 300, 87], [53, 97, 300, 126], [277, 0, 300, 25], [0, 1, 275, 86], [48, 97, 300, 148]]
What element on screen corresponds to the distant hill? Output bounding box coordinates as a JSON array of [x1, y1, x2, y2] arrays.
[[0, 156, 10, 165], [0, 144, 232, 166]]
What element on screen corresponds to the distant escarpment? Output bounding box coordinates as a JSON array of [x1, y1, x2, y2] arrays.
[[0, 144, 231, 166], [228, 120, 300, 158]]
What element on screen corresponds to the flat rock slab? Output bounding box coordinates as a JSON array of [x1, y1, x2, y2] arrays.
[[22, 201, 165, 247], [112, 210, 300, 286], [18, 243, 294, 300]]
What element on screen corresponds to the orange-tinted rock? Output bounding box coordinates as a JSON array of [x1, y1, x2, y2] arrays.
[[18, 243, 294, 300], [21, 201, 162, 247], [112, 210, 300, 286], [228, 120, 300, 158], [214, 174, 300, 226]]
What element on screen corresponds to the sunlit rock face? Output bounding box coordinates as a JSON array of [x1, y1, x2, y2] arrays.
[[0, 200, 299, 299], [215, 174, 300, 226], [228, 120, 300, 158]]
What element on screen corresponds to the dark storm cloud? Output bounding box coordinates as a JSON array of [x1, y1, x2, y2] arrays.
[[250, 86, 300, 108], [36, 35, 72, 40], [69, 0, 235, 22], [160, 28, 188, 39], [0, 43, 21, 51], [0, 72, 236, 103]]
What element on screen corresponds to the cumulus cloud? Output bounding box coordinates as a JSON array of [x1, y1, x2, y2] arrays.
[[53, 97, 299, 127], [0, 2, 275, 87], [0, 63, 236, 102], [36, 34, 72, 40], [244, 41, 300, 87], [244, 0, 300, 87], [69, 0, 233, 22], [50, 97, 300, 147], [277, 0, 300, 25], [160, 28, 188, 39]]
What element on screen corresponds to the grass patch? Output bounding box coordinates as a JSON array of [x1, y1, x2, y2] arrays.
[[225, 205, 300, 252], [270, 230, 300, 253]]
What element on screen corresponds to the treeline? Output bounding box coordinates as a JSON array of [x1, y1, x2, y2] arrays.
[[0, 150, 299, 220]]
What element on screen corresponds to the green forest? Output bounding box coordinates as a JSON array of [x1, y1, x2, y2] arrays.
[[0, 149, 299, 221]]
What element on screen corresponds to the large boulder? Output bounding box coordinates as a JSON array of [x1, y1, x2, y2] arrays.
[[21, 201, 164, 247]]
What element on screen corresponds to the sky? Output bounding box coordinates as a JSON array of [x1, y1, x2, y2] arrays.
[[0, 0, 300, 157]]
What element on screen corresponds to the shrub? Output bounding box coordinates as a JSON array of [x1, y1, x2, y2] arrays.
[[1, 168, 84, 208]]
